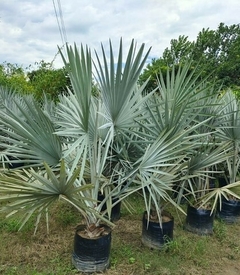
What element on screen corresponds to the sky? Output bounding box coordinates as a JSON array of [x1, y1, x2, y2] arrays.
[[0, 0, 240, 70]]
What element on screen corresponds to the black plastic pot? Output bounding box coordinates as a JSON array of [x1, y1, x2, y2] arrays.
[[72, 224, 112, 273], [217, 176, 229, 187], [98, 194, 121, 222], [185, 205, 214, 235], [209, 178, 216, 189], [7, 155, 25, 169], [217, 197, 240, 223], [172, 183, 187, 204], [109, 200, 121, 221], [141, 210, 174, 250]]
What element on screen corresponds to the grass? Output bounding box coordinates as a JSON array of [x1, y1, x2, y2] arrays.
[[1, 194, 240, 275]]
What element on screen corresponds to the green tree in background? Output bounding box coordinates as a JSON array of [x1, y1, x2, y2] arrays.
[[27, 61, 70, 101], [140, 23, 240, 97], [0, 61, 70, 101], [193, 23, 240, 88], [139, 35, 195, 92], [0, 61, 98, 101], [162, 35, 194, 65], [0, 62, 34, 94], [1, 23, 239, 99]]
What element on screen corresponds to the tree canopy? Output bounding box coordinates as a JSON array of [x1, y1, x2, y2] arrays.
[[1, 23, 240, 99], [139, 23, 240, 96], [0, 61, 69, 101]]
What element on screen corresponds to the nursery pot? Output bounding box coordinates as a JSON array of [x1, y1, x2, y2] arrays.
[[217, 175, 229, 187], [98, 194, 121, 222], [109, 200, 121, 221], [141, 210, 174, 250], [185, 204, 214, 235], [217, 197, 240, 223], [209, 178, 216, 189], [172, 183, 187, 204], [72, 224, 112, 273], [7, 155, 25, 169]]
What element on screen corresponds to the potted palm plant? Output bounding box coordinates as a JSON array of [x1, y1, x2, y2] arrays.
[[179, 89, 240, 233], [181, 143, 234, 235], [2, 38, 240, 271], [0, 89, 119, 272], [130, 62, 226, 246], [215, 91, 240, 223], [0, 39, 156, 272]]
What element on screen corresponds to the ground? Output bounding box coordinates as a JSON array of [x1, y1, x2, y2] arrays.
[[1, 198, 240, 275]]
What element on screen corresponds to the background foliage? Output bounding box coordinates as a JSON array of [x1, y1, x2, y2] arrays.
[[0, 61, 69, 101], [1, 23, 240, 100], [139, 23, 240, 97]]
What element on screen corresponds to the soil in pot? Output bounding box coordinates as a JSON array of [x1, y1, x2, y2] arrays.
[[217, 197, 240, 223], [185, 204, 214, 235], [141, 210, 174, 250], [72, 224, 112, 273]]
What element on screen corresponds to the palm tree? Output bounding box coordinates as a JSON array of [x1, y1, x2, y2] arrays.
[[216, 90, 240, 184], [1, 39, 239, 241], [0, 39, 153, 234]]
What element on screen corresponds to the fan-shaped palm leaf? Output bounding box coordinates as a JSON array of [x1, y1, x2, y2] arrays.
[[0, 95, 62, 167], [0, 160, 94, 234]]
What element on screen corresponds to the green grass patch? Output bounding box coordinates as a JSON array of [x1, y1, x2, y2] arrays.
[[0, 194, 240, 275]]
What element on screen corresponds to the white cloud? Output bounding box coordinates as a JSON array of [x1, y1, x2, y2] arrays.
[[0, 0, 239, 69]]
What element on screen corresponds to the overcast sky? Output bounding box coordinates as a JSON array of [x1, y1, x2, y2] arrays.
[[0, 0, 239, 70]]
